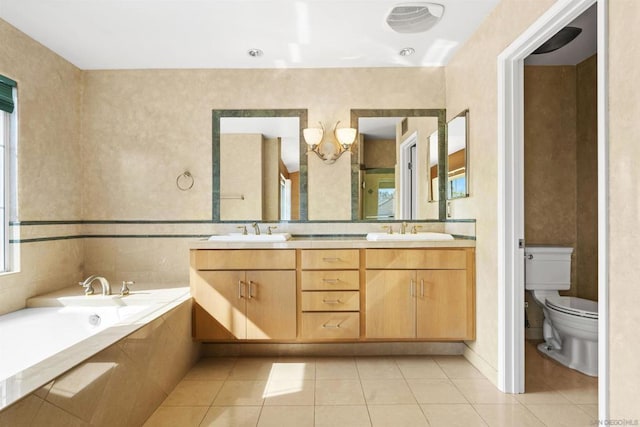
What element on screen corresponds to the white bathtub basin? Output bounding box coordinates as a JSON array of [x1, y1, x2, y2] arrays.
[[0, 284, 191, 411], [366, 232, 454, 241], [208, 232, 291, 242]]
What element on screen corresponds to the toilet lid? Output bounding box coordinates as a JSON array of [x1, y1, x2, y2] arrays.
[[545, 296, 598, 319]]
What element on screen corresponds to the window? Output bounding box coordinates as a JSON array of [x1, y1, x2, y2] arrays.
[[0, 75, 16, 272]]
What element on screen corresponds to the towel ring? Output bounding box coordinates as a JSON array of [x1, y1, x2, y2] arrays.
[[176, 171, 194, 191]]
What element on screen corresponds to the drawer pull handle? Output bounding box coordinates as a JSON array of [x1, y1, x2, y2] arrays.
[[322, 257, 341, 262], [248, 280, 255, 299], [322, 298, 342, 304], [322, 278, 339, 284], [238, 280, 245, 299], [322, 321, 343, 329]]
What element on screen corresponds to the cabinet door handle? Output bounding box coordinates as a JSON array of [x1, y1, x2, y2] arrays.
[[322, 278, 339, 284], [322, 257, 341, 262], [248, 280, 255, 299], [420, 279, 425, 297], [322, 298, 342, 304], [322, 320, 343, 329], [237, 280, 244, 299], [410, 279, 415, 297]]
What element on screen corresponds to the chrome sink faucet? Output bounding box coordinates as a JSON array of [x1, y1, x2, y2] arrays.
[[251, 222, 261, 235], [79, 275, 111, 296]]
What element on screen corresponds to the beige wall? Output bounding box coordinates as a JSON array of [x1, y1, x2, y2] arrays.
[[609, 0, 640, 418], [81, 67, 445, 221], [220, 133, 263, 220], [363, 138, 395, 169], [444, 0, 556, 382], [524, 65, 577, 252], [0, 19, 84, 315], [576, 55, 598, 302]]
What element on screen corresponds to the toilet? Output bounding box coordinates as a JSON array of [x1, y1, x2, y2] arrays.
[[525, 246, 598, 376]]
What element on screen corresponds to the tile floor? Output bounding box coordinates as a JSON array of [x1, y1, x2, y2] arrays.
[[143, 341, 598, 427]]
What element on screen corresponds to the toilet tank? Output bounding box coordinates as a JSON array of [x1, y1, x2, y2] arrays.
[[524, 246, 573, 291]]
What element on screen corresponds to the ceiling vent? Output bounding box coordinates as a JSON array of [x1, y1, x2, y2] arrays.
[[386, 3, 445, 34]]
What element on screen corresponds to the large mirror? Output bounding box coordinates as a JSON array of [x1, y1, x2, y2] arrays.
[[446, 110, 469, 199], [212, 109, 308, 221], [350, 109, 447, 221]]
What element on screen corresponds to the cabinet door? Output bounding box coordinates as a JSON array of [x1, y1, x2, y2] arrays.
[[192, 270, 247, 339], [245, 270, 296, 340], [416, 270, 470, 339], [365, 270, 415, 339]]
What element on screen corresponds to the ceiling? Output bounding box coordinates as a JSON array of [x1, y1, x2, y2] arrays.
[[0, 0, 500, 70], [359, 117, 403, 140]]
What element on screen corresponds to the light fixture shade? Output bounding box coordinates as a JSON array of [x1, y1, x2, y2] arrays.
[[335, 127, 357, 146], [303, 127, 323, 146], [531, 26, 582, 54]]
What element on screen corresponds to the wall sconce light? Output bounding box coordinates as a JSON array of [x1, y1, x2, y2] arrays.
[[303, 121, 357, 164]]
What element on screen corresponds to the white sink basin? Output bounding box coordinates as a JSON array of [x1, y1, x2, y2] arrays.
[[366, 232, 454, 241], [208, 233, 292, 242]]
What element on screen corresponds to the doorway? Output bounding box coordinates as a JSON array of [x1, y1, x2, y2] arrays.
[[497, 0, 608, 418]]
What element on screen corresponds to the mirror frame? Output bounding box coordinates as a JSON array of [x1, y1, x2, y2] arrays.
[[447, 109, 470, 200], [212, 109, 308, 221], [350, 109, 447, 221]]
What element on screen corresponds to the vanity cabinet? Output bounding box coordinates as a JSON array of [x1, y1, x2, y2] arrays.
[[190, 250, 296, 341], [299, 249, 361, 340], [365, 249, 475, 340], [189, 246, 475, 343]]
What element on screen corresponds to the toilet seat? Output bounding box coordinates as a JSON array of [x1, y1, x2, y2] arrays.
[[545, 295, 598, 320]]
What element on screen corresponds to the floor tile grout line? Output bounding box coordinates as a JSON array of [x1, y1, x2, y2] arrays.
[[151, 353, 594, 426]]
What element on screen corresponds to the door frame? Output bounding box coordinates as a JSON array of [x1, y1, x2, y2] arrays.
[[496, 0, 608, 418], [399, 131, 418, 220]]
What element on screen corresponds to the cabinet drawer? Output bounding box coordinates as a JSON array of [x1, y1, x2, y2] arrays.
[[300, 270, 360, 291], [366, 249, 467, 270], [301, 249, 359, 270], [191, 249, 295, 270], [301, 313, 360, 340], [301, 291, 360, 312]]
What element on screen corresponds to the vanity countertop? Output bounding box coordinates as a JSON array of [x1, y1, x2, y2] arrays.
[[189, 236, 475, 250]]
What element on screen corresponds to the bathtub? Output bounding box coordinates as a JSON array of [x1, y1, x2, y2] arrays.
[[0, 284, 191, 411]]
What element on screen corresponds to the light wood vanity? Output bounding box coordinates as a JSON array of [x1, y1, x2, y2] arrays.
[[190, 240, 475, 342]]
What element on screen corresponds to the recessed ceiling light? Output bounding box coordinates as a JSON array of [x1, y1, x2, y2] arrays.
[[247, 48, 263, 58], [399, 47, 415, 57]]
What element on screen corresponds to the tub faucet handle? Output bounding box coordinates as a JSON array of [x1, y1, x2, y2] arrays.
[[121, 281, 134, 296]]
